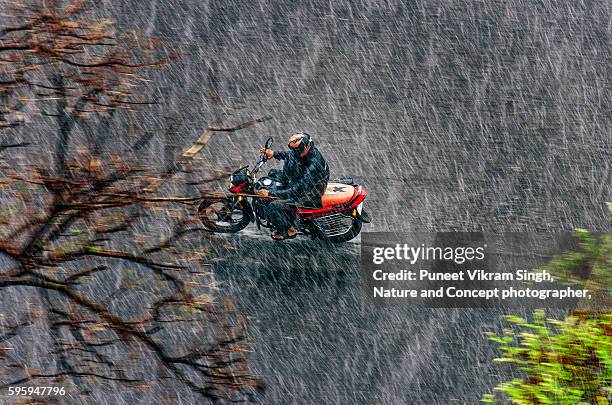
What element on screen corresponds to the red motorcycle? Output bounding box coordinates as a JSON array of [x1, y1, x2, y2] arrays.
[[197, 137, 369, 242]]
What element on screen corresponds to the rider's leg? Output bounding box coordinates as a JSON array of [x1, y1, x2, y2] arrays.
[[266, 200, 295, 238]]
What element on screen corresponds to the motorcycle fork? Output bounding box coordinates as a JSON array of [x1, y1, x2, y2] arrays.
[[235, 197, 255, 223]]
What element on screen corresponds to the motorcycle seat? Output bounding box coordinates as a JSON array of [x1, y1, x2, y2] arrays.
[[321, 182, 357, 207]]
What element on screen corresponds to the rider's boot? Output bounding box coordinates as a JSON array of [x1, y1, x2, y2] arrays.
[[287, 226, 298, 237]]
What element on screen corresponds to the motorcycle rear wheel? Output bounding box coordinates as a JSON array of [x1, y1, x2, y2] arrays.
[[198, 199, 250, 233]]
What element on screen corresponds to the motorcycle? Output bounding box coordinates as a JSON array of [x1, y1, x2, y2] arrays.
[[197, 137, 369, 243]]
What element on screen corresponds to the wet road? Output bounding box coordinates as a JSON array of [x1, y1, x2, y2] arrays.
[[210, 230, 566, 404], [1, 0, 610, 403]]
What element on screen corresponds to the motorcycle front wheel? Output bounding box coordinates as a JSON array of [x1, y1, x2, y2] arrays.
[[197, 199, 250, 233]]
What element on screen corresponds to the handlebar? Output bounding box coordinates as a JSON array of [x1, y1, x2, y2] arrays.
[[252, 157, 265, 175], [252, 137, 274, 175]]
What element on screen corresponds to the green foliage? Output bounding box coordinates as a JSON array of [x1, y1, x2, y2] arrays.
[[486, 225, 611, 404], [542, 229, 611, 308], [484, 311, 611, 404]]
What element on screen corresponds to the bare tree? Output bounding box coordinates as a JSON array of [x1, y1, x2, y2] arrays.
[[0, 0, 168, 174], [0, 152, 262, 401], [0, 1, 267, 401]]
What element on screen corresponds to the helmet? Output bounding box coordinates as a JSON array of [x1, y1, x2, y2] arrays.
[[288, 132, 312, 156]]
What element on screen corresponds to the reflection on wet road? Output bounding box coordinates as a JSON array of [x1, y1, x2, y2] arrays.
[[210, 230, 558, 404]]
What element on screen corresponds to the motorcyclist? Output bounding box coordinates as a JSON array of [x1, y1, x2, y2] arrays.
[[258, 132, 329, 240]]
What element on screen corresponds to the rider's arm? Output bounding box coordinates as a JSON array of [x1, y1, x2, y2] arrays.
[[273, 151, 289, 160], [271, 157, 327, 200]]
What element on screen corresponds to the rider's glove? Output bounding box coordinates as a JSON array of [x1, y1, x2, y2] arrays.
[[259, 147, 274, 159]]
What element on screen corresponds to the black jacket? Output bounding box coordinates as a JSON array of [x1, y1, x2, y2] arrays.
[[271, 146, 329, 205]]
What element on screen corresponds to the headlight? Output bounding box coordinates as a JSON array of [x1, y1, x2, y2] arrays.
[[357, 202, 363, 214]]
